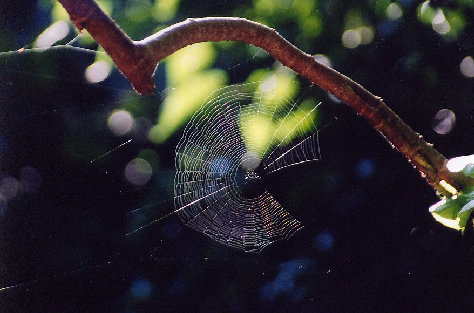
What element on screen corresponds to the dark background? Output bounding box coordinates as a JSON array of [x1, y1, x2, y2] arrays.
[[1, 0, 473, 312]]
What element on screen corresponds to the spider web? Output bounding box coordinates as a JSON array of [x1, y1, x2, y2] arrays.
[[0, 9, 336, 313], [0, 39, 323, 256], [0, 40, 325, 305], [174, 83, 322, 252]]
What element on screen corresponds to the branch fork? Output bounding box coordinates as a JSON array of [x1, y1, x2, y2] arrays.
[[58, 0, 474, 195]]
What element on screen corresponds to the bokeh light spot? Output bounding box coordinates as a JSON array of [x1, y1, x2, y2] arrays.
[[137, 148, 160, 170], [108, 110, 134, 136], [261, 258, 311, 302], [153, 70, 227, 143], [420, 1, 431, 16], [148, 124, 166, 144], [300, 15, 323, 39], [20, 166, 42, 194], [314, 54, 332, 68], [125, 0, 152, 21], [125, 158, 152, 186], [166, 42, 217, 85], [358, 26, 374, 45], [152, 0, 179, 22], [460, 56, 474, 78], [342, 29, 361, 49], [432, 9, 450, 35], [432, 109, 455, 135], [85, 60, 112, 83], [241, 151, 261, 171], [356, 158, 375, 179], [314, 231, 334, 252], [259, 75, 277, 92], [130, 278, 153, 300], [34, 20, 69, 49], [180, 54, 201, 73], [417, 1, 435, 24], [0, 176, 20, 200], [386, 3, 403, 20], [342, 26, 374, 49], [131, 117, 152, 144]]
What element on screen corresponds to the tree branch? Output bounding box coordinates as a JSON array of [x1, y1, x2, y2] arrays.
[[58, 0, 155, 93], [57, 0, 474, 195]]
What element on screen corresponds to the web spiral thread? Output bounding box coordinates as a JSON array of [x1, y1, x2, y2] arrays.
[[174, 83, 321, 252]]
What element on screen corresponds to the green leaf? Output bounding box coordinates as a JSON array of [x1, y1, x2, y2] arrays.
[[457, 199, 474, 228], [430, 190, 474, 232], [463, 163, 474, 178], [429, 198, 460, 220]]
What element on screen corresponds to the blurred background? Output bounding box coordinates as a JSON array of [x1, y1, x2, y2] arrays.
[[0, 0, 473, 312]]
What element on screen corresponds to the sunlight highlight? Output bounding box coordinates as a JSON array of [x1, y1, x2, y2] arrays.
[[166, 43, 216, 85], [257, 66, 299, 108], [439, 180, 457, 196], [446, 155, 474, 172], [150, 70, 227, 143], [274, 99, 318, 144], [240, 114, 274, 158], [431, 210, 462, 231], [33, 20, 69, 49], [152, 0, 180, 22]]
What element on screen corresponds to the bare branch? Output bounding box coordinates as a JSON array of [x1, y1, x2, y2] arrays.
[[57, 1, 474, 194]]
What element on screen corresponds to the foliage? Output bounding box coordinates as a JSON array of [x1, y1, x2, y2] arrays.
[[430, 154, 474, 231]]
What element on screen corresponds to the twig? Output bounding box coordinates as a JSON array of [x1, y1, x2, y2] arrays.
[[57, 0, 473, 194]]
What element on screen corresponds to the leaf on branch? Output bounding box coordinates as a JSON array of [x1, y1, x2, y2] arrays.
[[430, 155, 474, 232]]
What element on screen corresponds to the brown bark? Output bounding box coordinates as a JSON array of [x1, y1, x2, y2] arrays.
[[57, 1, 473, 195], [58, 0, 155, 93]]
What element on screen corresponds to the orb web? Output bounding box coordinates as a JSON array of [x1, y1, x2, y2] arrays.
[[174, 83, 321, 252]]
